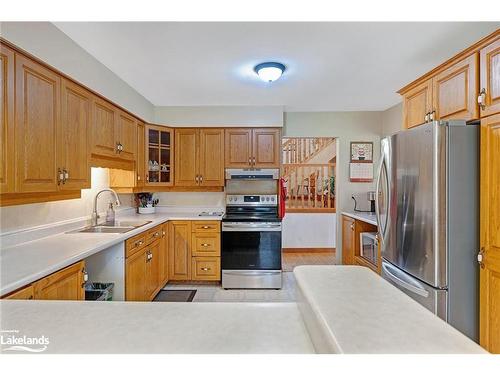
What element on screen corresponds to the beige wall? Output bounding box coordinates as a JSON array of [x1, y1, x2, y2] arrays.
[[382, 102, 403, 136], [283, 111, 383, 262], [0, 22, 154, 121], [154, 106, 284, 127]]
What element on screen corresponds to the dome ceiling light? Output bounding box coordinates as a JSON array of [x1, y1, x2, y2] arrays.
[[254, 62, 286, 82]]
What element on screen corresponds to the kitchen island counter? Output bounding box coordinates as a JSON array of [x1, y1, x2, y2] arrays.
[[294, 265, 486, 354]]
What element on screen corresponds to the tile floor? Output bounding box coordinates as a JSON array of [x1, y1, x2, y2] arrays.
[[163, 271, 298, 302]]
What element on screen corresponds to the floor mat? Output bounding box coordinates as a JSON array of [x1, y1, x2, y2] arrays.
[[153, 289, 197, 302]]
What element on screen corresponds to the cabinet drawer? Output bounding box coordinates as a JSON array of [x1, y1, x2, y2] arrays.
[[191, 257, 221, 281], [191, 233, 220, 256], [146, 225, 163, 244], [126, 232, 147, 257], [192, 221, 220, 233]]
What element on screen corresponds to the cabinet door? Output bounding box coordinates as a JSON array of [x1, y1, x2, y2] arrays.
[[60, 78, 91, 190], [199, 128, 224, 186], [480, 37, 500, 117], [91, 97, 118, 158], [33, 261, 85, 300], [225, 128, 252, 168], [118, 110, 137, 161], [168, 221, 192, 280], [479, 113, 500, 353], [0, 44, 15, 193], [252, 128, 281, 168], [145, 124, 173, 186], [3, 285, 34, 300], [342, 215, 355, 265], [433, 54, 479, 121], [15, 54, 60, 193], [136, 121, 145, 187], [125, 247, 147, 301], [174, 128, 198, 186], [403, 79, 433, 129], [146, 239, 161, 300], [159, 223, 169, 285]]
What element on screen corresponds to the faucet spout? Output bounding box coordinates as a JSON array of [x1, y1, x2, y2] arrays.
[[92, 188, 121, 226]]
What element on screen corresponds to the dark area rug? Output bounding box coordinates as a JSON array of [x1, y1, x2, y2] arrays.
[[153, 290, 197, 302]]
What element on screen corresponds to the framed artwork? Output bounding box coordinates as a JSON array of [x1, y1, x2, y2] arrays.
[[350, 142, 373, 163]]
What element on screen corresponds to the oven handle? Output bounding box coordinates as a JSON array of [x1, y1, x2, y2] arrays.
[[223, 271, 281, 276], [222, 223, 282, 232]]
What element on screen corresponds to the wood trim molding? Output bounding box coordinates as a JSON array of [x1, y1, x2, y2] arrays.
[[282, 247, 336, 253], [0, 190, 81, 207], [286, 208, 336, 213], [398, 29, 500, 94]]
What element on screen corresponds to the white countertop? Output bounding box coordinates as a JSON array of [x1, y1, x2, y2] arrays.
[[293, 265, 486, 354], [0, 209, 223, 296], [0, 300, 314, 354], [342, 211, 378, 226]]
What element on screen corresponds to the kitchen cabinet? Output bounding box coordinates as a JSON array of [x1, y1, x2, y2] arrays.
[[125, 245, 147, 301], [168, 221, 192, 280], [15, 53, 60, 193], [33, 261, 85, 300], [479, 113, 500, 353], [479, 36, 500, 117], [145, 239, 161, 300], [159, 223, 169, 286], [90, 98, 137, 164], [192, 257, 221, 281], [432, 53, 479, 121], [146, 124, 173, 186], [0, 44, 15, 194], [225, 128, 281, 168], [3, 285, 34, 300], [191, 232, 221, 257], [402, 78, 433, 129], [342, 215, 355, 265], [175, 128, 224, 187], [59, 78, 92, 190], [136, 121, 145, 187]]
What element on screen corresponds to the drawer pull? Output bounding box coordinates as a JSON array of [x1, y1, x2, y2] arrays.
[[201, 226, 211, 229], [201, 267, 211, 271], [153, 232, 160, 237], [135, 240, 144, 247], [201, 243, 210, 247]]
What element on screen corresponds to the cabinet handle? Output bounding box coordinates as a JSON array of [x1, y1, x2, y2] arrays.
[[429, 110, 435, 121], [58, 168, 64, 185], [252, 157, 256, 166], [137, 175, 141, 181], [195, 175, 199, 184], [477, 247, 485, 269], [116, 142, 121, 153], [478, 88, 486, 110], [202, 226, 210, 229], [201, 243, 210, 247], [199, 175, 203, 184], [82, 268, 88, 288], [62, 168, 69, 184], [248, 157, 252, 165], [201, 267, 211, 271], [350, 223, 354, 231], [424, 112, 430, 122], [153, 232, 160, 238], [162, 231, 166, 237], [135, 240, 144, 247]]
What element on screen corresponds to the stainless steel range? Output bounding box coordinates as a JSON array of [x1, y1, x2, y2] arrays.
[[222, 191, 282, 289]]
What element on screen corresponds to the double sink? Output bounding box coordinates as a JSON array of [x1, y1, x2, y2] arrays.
[[69, 220, 153, 234]]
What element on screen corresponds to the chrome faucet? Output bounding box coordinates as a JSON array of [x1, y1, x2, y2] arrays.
[[92, 189, 121, 226]]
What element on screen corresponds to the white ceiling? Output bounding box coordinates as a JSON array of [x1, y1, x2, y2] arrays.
[[54, 22, 499, 112]]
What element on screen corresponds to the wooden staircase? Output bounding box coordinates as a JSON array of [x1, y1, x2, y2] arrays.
[[282, 137, 335, 165]]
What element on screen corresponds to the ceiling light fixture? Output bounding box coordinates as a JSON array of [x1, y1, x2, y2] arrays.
[[254, 62, 286, 82]]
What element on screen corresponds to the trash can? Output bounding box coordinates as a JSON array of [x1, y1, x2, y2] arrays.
[[85, 282, 114, 301]]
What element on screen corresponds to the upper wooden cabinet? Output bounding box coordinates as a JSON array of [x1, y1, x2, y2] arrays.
[[136, 121, 145, 187], [433, 53, 479, 121], [60, 78, 92, 190], [479, 36, 500, 117], [146, 124, 174, 186], [0, 44, 15, 194], [33, 261, 85, 301], [402, 78, 434, 129], [225, 128, 281, 168], [175, 128, 224, 187], [15, 54, 61, 193], [118, 110, 137, 161]]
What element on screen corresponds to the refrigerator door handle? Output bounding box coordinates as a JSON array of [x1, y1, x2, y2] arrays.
[[375, 154, 388, 242], [382, 262, 430, 298]]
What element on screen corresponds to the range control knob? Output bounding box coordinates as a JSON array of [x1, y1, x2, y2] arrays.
[[266, 197, 270, 201], [271, 197, 275, 201]]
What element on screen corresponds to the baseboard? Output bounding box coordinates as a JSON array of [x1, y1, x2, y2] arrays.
[[282, 247, 336, 253]]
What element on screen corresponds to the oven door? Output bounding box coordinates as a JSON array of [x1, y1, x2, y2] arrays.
[[222, 222, 282, 270]]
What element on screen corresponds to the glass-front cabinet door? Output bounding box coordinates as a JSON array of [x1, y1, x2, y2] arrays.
[[145, 124, 174, 186]]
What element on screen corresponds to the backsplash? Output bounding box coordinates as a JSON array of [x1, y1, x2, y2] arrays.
[[0, 168, 134, 234]]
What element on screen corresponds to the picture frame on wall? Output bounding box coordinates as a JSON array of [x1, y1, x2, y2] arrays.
[[350, 141, 373, 163]]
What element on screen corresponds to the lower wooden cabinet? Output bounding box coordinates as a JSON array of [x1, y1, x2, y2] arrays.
[[32, 261, 86, 300], [3, 285, 34, 300], [192, 257, 221, 281], [125, 224, 168, 301], [342, 215, 355, 265], [342, 215, 380, 274], [168, 221, 192, 280]]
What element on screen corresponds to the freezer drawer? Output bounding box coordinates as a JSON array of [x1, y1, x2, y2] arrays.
[[381, 260, 447, 321]]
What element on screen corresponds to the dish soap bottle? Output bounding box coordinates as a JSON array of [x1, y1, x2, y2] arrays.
[[105, 202, 115, 225]]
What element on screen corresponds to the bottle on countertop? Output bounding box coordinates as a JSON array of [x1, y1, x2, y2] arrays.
[[105, 202, 115, 225]]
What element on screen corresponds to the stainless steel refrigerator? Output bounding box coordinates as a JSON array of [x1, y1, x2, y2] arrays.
[[376, 120, 479, 341]]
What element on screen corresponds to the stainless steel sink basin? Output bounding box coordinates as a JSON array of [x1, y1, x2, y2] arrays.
[[67, 220, 153, 234]]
